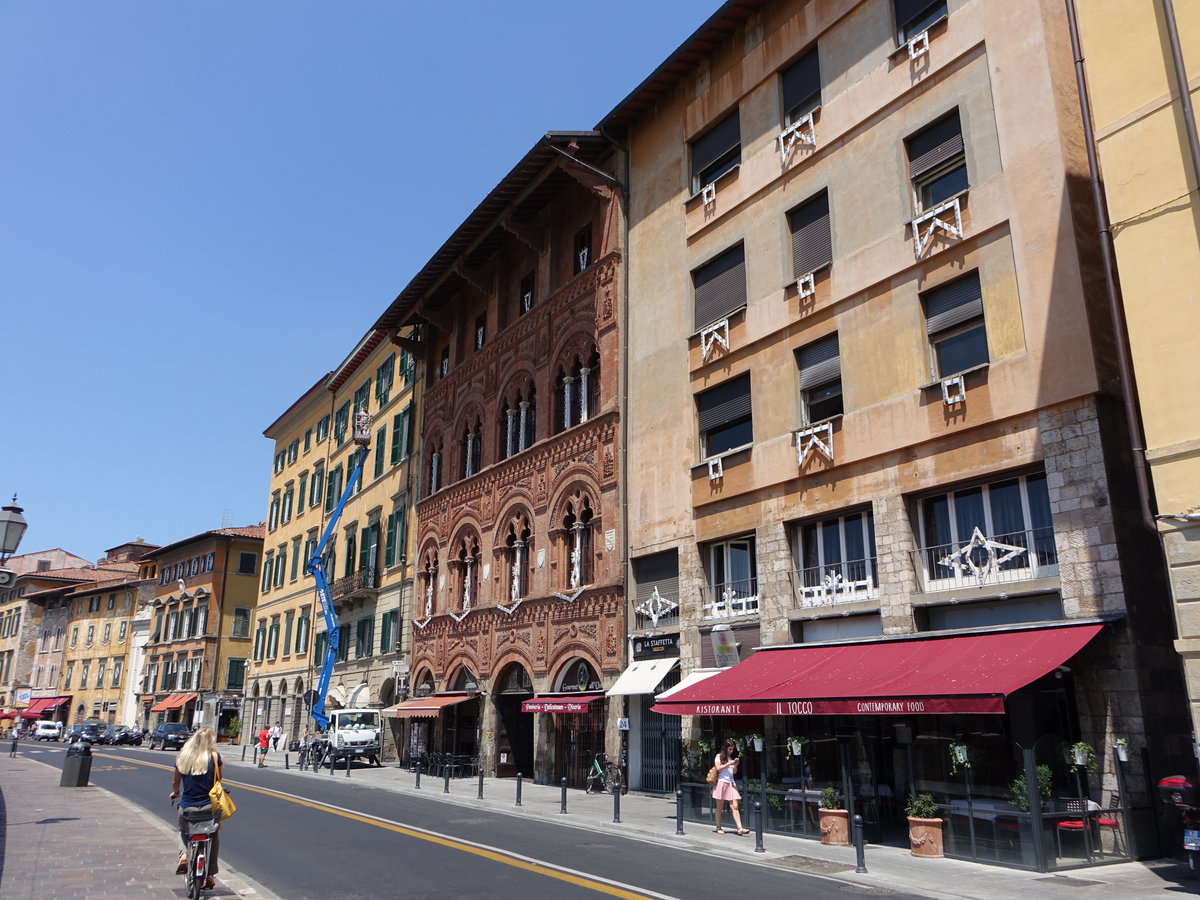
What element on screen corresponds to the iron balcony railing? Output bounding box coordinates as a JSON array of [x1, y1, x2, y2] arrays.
[[788, 556, 879, 608], [703, 577, 759, 619], [911, 525, 1058, 593], [331, 566, 379, 600]]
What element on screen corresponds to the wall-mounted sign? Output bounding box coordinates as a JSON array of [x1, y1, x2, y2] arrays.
[[618, 717, 630, 732], [710, 628, 740, 668], [632, 633, 680, 660]]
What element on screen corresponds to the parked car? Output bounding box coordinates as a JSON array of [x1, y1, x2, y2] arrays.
[[33, 720, 62, 741], [65, 723, 103, 743], [98, 724, 141, 746], [148, 722, 190, 751]]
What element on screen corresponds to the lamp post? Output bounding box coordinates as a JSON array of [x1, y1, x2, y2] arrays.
[[0, 496, 28, 588], [465, 679, 485, 778]]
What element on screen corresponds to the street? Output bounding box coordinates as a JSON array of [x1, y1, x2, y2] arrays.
[[26, 742, 920, 900]]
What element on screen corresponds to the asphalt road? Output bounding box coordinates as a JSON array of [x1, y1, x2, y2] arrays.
[[33, 742, 923, 900]]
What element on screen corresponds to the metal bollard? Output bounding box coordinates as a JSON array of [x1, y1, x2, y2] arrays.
[[613, 783, 621, 823], [477, 766, 484, 799], [241, 745, 247, 762], [560, 777, 568, 814], [415, 760, 422, 790], [444, 765, 451, 794], [346, 753, 351, 778], [754, 801, 765, 853], [515, 772, 522, 806], [675, 789, 685, 835], [285, 753, 290, 771], [852, 814, 868, 873]]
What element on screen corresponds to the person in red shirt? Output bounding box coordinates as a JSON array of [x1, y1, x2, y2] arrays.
[[257, 726, 270, 768]]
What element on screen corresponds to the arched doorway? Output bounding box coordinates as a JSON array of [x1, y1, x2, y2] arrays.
[[553, 658, 606, 788], [448, 668, 480, 757], [493, 663, 533, 777]]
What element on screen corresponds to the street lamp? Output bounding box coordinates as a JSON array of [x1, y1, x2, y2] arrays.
[[0, 495, 28, 563]]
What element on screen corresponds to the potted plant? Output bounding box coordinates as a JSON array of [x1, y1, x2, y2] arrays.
[[747, 732, 764, 752], [227, 717, 241, 745], [948, 741, 970, 775], [1068, 741, 1097, 775], [1114, 737, 1129, 763], [1008, 764, 1053, 812], [788, 735, 809, 757], [819, 786, 849, 846], [904, 793, 943, 858]]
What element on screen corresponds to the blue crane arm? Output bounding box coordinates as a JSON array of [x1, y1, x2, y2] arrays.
[[304, 445, 369, 731]]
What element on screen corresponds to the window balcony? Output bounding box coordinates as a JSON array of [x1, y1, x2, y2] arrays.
[[703, 578, 759, 619], [789, 557, 879, 608], [331, 567, 379, 601], [911, 525, 1058, 593]]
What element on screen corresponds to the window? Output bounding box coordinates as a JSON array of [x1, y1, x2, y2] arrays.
[[232, 607, 251, 638], [380, 610, 398, 655], [267, 618, 280, 658], [64, 660, 74, 690], [690, 109, 741, 193], [375, 354, 395, 406], [102, 622, 112, 643], [385, 506, 407, 568], [353, 380, 371, 415], [89, 595, 101, 612], [693, 244, 747, 330], [707, 537, 758, 617], [269, 493, 281, 531], [111, 658, 123, 688], [290, 537, 302, 581], [334, 401, 350, 445], [304, 428, 312, 452], [519, 272, 535, 315], [359, 522, 380, 574], [273, 450, 285, 474], [916, 472, 1057, 589], [238, 552, 257, 575], [391, 406, 413, 464], [226, 658, 246, 691], [281, 484, 294, 524], [781, 47, 821, 125], [573, 224, 592, 274], [261, 553, 274, 593], [503, 385, 538, 455], [797, 333, 842, 423], [894, 0, 947, 43], [428, 445, 442, 494], [788, 191, 832, 279], [296, 609, 311, 654], [907, 110, 967, 210], [298, 471, 308, 511], [374, 425, 386, 479], [87, 624, 95, 644], [284, 611, 294, 656], [461, 420, 482, 478], [336, 623, 350, 663], [503, 520, 532, 600], [325, 464, 344, 512], [314, 630, 328, 662], [474, 312, 487, 351], [303, 533, 318, 575], [439, 346, 450, 379], [921, 271, 987, 378], [399, 347, 415, 384], [287, 439, 299, 465], [697, 372, 752, 458], [793, 509, 878, 604], [316, 415, 330, 443], [118, 621, 127, 642], [253, 622, 267, 661], [355, 617, 374, 659], [555, 352, 597, 433], [310, 464, 325, 509], [632, 550, 680, 630], [274, 547, 287, 588], [561, 500, 593, 589], [95, 659, 106, 689], [80, 660, 90, 688]]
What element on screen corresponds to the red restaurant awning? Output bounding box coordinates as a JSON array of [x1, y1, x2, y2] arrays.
[[24, 696, 70, 716], [167, 693, 198, 710], [149, 697, 173, 713], [521, 692, 605, 714], [651, 624, 1103, 717], [383, 695, 473, 719]]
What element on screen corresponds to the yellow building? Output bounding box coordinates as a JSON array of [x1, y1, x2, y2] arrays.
[[1071, 0, 1200, 749], [254, 331, 420, 752]]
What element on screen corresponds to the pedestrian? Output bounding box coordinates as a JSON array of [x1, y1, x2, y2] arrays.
[[169, 726, 224, 891], [8, 727, 18, 757], [257, 725, 270, 767], [712, 738, 748, 835], [270, 722, 282, 751]]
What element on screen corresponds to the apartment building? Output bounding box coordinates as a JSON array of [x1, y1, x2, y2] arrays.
[[602, 0, 1187, 868], [372, 133, 624, 786], [254, 336, 419, 753], [139, 527, 263, 736]]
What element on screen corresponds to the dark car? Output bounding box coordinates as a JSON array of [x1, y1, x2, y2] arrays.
[[99, 725, 141, 746], [65, 723, 104, 744], [148, 722, 190, 751]]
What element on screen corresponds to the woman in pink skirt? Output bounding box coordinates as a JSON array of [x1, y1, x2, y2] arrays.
[[712, 738, 749, 834]]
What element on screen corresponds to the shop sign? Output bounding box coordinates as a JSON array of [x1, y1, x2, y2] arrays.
[[709, 628, 740, 668], [632, 633, 679, 660], [657, 695, 1007, 717]]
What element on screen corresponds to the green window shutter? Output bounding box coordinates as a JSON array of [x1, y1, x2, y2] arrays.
[[397, 504, 408, 563], [391, 414, 403, 464], [360, 526, 371, 571], [375, 426, 386, 478], [384, 513, 397, 567]]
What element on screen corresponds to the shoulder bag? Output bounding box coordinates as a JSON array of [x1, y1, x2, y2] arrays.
[[207, 753, 237, 820], [706, 765, 718, 785]]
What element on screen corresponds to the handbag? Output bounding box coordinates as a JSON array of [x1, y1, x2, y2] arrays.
[[706, 766, 718, 785], [208, 754, 237, 820]]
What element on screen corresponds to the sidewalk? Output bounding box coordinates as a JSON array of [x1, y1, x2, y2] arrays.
[[231, 745, 1190, 900], [0, 753, 276, 900]]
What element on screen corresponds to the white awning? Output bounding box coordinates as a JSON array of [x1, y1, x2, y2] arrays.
[[654, 668, 724, 701], [606, 657, 680, 697]]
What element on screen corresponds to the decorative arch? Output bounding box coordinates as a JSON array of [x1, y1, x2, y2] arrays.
[[552, 656, 602, 693], [552, 333, 601, 433], [550, 482, 600, 592], [293, 677, 304, 695], [492, 652, 535, 689], [447, 525, 482, 616], [448, 665, 480, 692], [277, 678, 288, 697], [411, 667, 437, 697]]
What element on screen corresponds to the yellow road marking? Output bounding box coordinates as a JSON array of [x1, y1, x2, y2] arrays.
[[96, 752, 665, 900]]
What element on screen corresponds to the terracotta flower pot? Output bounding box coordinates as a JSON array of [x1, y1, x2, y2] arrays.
[[819, 808, 850, 845], [908, 816, 944, 858]]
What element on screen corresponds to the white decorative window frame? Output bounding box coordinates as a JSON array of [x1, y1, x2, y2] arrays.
[[795, 421, 835, 465], [701, 183, 717, 206], [941, 374, 966, 406], [776, 112, 817, 164], [795, 272, 816, 300], [907, 30, 930, 59], [448, 608, 472, 624], [911, 196, 964, 258], [707, 456, 724, 481], [413, 616, 432, 630], [635, 586, 679, 628], [700, 318, 730, 360]]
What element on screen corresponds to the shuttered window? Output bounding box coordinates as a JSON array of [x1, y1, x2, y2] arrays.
[[921, 271, 988, 377], [797, 333, 843, 423], [781, 47, 821, 124], [633, 551, 680, 606], [894, 0, 947, 42], [691, 110, 741, 191], [907, 111, 968, 207], [693, 244, 747, 330], [788, 192, 832, 278], [697, 372, 753, 457]]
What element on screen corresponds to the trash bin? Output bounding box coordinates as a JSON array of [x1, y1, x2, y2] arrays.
[[60, 740, 92, 787]]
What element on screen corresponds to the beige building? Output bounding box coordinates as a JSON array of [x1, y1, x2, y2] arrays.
[[603, 0, 1187, 867], [1070, 0, 1200, 755], [254, 333, 419, 752]]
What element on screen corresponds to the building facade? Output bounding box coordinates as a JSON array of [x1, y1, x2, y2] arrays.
[[254, 335, 419, 754], [373, 134, 625, 786], [603, 0, 1188, 868]]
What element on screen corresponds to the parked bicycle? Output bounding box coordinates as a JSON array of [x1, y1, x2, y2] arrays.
[[304, 740, 330, 771], [584, 751, 621, 795]]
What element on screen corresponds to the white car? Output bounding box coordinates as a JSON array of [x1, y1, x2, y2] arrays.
[[33, 720, 62, 741]]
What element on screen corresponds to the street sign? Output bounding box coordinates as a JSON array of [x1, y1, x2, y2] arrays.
[[0, 568, 13, 588]]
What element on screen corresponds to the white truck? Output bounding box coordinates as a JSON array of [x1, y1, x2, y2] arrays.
[[320, 708, 383, 767]]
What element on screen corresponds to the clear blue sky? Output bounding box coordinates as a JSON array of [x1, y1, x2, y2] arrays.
[[2, 1, 707, 563]]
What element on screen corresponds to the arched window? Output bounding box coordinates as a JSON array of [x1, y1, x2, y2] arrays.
[[455, 538, 480, 612], [501, 385, 537, 459], [461, 418, 482, 478], [420, 553, 438, 619], [428, 441, 442, 495], [504, 519, 533, 602], [555, 348, 600, 432], [562, 497, 595, 589]]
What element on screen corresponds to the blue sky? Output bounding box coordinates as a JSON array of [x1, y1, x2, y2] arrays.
[[1, 1, 706, 563]]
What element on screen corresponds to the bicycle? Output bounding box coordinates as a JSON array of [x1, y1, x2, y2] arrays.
[[305, 740, 330, 771], [584, 751, 621, 795], [175, 801, 218, 899]]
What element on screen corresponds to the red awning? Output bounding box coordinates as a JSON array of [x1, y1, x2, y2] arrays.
[[651, 624, 1103, 717], [168, 693, 198, 710], [521, 692, 605, 714], [24, 696, 70, 716], [382, 695, 473, 719], [149, 697, 173, 713]]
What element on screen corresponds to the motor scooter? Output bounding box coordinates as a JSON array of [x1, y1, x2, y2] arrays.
[[1158, 775, 1200, 876]]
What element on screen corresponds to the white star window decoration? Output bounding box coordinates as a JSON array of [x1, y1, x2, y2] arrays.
[[937, 526, 1029, 585], [635, 586, 678, 628]]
